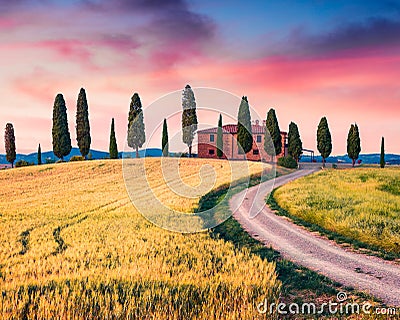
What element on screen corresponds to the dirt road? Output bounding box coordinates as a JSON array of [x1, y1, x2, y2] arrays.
[[230, 169, 400, 306]]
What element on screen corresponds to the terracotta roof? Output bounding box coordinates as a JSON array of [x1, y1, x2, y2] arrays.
[[197, 124, 287, 135]]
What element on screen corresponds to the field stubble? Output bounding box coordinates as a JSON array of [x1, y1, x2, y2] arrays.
[[0, 158, 280, 319]]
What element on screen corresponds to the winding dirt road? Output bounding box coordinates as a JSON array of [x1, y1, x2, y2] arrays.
[[230, 168, 400, 306]]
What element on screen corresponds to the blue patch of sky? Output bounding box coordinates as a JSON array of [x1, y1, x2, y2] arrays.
[[191, 0, 400, 42]]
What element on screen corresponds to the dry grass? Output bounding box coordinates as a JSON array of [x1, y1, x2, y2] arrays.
[[274, 168, 400, 255], [0, 158, 279, 319]]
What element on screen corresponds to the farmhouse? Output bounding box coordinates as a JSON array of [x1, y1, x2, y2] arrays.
[[197, 120, 287, 161]]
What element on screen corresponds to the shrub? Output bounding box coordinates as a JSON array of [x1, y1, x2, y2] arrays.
[[15, 160, 34, 168], [277, 156, 297, 169], [45, 158, 56, 164], [70, 156, 84, 162]]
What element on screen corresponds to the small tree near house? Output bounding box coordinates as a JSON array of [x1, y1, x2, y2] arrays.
[[181, 85, 198, 157], [288, 121, 302, 163], [265, 108, 282, 162], [237, 96, 252, 155], [217, 114, 223, 158]]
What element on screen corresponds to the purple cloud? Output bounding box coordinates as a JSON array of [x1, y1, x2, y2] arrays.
[[288, 17, 400, 57]]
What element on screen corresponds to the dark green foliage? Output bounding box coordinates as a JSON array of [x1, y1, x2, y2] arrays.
[[15, 160, 34, 168], [76, 88, 91, 158], [69, 156, 84, 162], [347, 123, 361, 167], [52, 94, 72, 160], [181, 85, 198, 157], [237, 96, 252, 154], [264, 108, 282, 160], [37, 144, 42, 165], [380, 137, 385, 168], [378, 178, 400, 195], [127, 93, 146, 158], [277, 156, 298, 168], [162, 118, 169, 157], [216, 114, 223, 158], [109, 118, 118, 159], [317, 117, 332, 167], [288, 122, 302, 162], [4, 123, 16, 168]]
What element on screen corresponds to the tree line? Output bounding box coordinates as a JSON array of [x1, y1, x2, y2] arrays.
[[2, 85, 383, 168]]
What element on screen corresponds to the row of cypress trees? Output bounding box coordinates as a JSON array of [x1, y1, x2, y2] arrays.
[[1, 85, 380, 167], [214, 95, 363, 167], [51, 89, 147, 161]]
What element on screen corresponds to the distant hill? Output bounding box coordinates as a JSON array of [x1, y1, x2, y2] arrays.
[[300, 153, 400, 165], [0, 148, 163, 164]]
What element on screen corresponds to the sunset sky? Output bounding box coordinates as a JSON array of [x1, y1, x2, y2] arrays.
[[1, 0, 399, 155]]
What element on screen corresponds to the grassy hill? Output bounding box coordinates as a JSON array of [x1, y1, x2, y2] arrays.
[[0, 158, 279, 319], [273, 168, 400, 258], [0, 148, 164, 164]]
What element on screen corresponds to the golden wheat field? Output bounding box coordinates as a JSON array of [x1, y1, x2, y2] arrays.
[[0, 158, 280, 319], [274, 167, 400, 255]]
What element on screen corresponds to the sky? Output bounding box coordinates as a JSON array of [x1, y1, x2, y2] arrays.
[[0, 0, 399, 155]]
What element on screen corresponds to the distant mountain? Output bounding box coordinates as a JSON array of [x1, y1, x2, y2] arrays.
[[300, 153, 400, 165], [0, 147, 163, 164]]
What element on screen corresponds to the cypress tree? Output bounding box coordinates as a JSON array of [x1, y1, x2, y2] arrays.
[[347, 123, 361, 167], [181, 85, 198, 157], [380, 137, 385, 168], [4, 123, 16, 168], [317, 116, 332, 168], [288, 121, 303, 163], [162, 118, 169, 157], [109, 118, 118, 159], [37, 143, 42, 165], [76, 88, 91, 159], [127, 93, 146, 158], [52, 93, 72, 161], [264, 108, 282, 162], [237, 96, 252, 154], [217, 114, 223, 158]]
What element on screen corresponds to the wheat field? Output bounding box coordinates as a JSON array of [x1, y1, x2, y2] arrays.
[[274, 167, 400, 255], [0, 158, 280, 319]]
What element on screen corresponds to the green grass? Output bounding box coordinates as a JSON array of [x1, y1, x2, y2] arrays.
[[197, 169, 378, 310], [272, 168, 400, 260]]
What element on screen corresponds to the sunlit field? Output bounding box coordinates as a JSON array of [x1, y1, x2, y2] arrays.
[[0, 158, 280, 319], [274, 168, 400, 255]]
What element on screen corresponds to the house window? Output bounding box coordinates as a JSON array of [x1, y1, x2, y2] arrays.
[[209, 149, 215, 155], [210, 134, 215, 142], [256, 135, 262, 143], [253, 149, 259, 155]]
